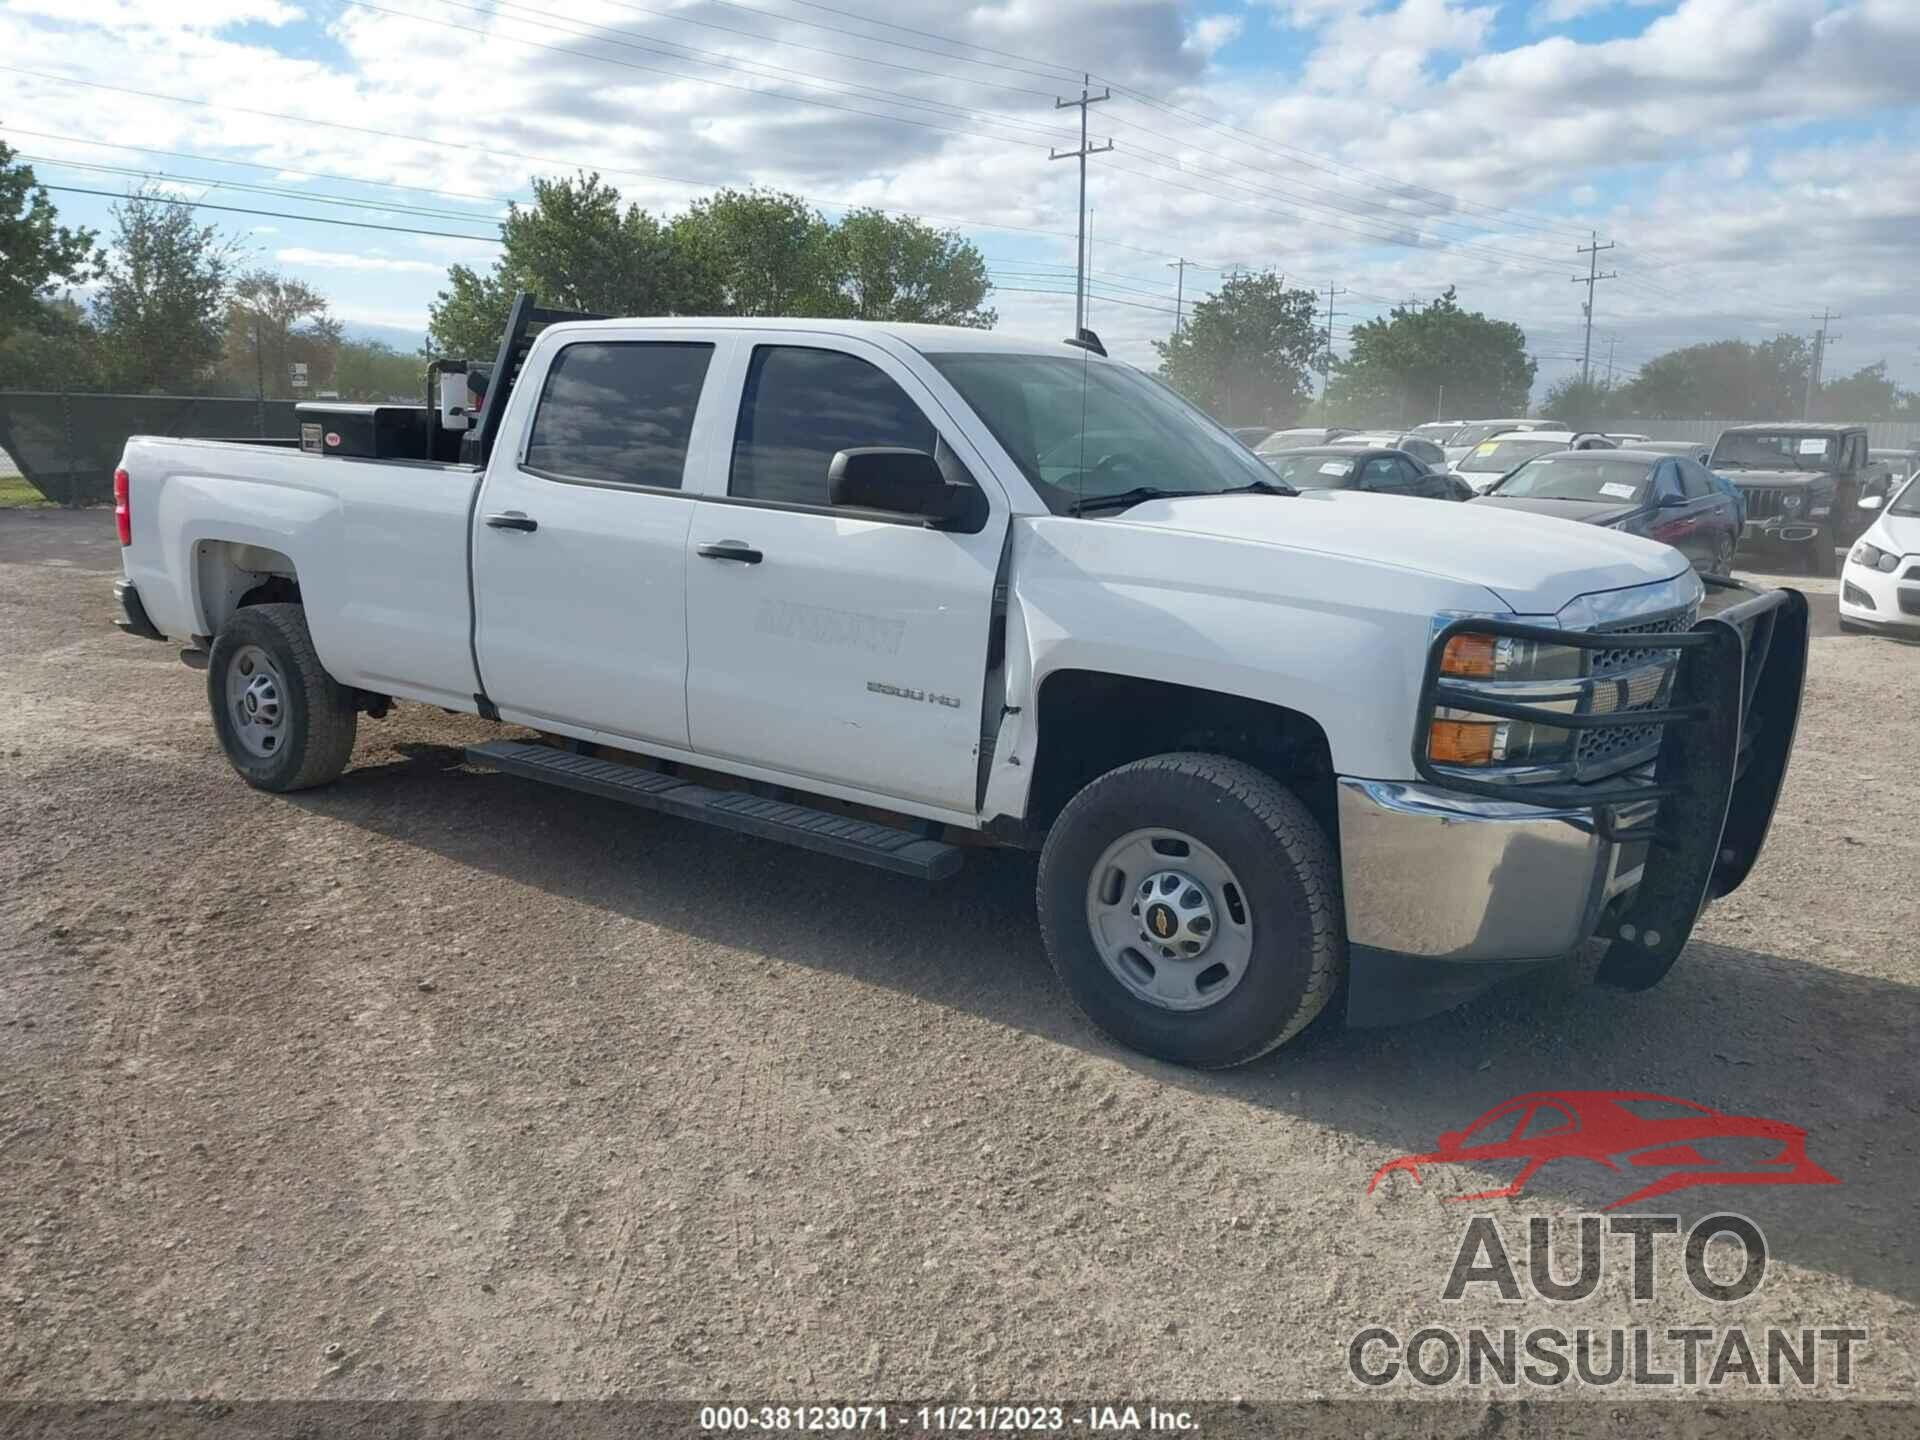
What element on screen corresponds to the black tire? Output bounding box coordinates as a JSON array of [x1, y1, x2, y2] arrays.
[[207, 603, 357, 792], [1806, 525, 1836, 578], [1036, 753, 1343, 1068]]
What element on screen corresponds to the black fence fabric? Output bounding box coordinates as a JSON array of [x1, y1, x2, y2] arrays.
[[0, 392, 303, 505]]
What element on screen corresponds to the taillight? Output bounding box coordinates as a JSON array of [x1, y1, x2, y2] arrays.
[[114, 467, 131, 546]]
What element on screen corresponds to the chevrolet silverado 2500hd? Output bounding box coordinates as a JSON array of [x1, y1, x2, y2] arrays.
[[111, 297, 1809, 1068]]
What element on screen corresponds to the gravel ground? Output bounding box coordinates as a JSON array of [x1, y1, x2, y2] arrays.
[[2, 509, 1916, 1417]]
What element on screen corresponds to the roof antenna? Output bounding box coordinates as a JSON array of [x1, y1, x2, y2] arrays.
[[1064, 327, 1106, 357]]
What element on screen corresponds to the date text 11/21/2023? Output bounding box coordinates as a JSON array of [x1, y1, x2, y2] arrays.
[[699, 1404, 1199, 1432]]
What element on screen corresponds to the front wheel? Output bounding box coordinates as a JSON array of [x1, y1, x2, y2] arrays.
[[1805, 524, 1836, 577], [1036, 753, 1344, 1068], [207, 603, 357, 791]]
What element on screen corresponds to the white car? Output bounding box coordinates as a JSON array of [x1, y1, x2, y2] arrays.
[[1452, 430, 1616, 493], [1840, 475, 1920, 637], [1441, 418, 1563, 467], [110, 296, 1807, 1067]]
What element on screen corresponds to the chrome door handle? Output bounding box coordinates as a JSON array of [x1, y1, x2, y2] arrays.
[[486, 512, 538, 532], [696, 541, 762, 564]]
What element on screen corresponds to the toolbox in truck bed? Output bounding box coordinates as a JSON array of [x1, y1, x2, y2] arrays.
[[296, 402, 432, 460]]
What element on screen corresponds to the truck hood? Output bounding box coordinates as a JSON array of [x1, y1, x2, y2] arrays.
[[1107, 489, 1687, 614], [1472, 495, 1642, 529], [1717, 467, 1826, 488]]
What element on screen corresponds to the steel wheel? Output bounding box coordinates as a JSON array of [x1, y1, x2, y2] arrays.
[[225, 644, 288, 759], [1085, 827, 1254, 1012]]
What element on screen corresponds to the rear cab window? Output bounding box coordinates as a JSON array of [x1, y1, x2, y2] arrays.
[[524, 341, 715, 489]]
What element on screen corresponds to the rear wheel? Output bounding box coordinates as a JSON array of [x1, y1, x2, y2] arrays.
[[207, 603, 357, 791], [1036, 753, 1343, 1068]]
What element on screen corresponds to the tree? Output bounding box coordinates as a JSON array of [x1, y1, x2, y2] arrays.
[[226, 270, 341, 398], [1621, 336, 1810, 419], [1153, 270, 1319, 426], [0, 295, 104, 390], [1323, 288, 1534, 426], [1540, 374, 1625, 430], [828, 208, 994, 327], [0, 137, 102, 341], [1814, 360, 1913, 422], [332, 338, 426, 402], [426, 172, 708, 355], [672, 188, 838, 317], [92, 187, 237, 391]]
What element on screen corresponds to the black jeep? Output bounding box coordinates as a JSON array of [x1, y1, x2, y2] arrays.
[[1709, 423, 1890, 575]]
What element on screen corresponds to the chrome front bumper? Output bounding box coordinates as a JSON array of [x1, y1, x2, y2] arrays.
[[1336, 778, 1655, 963]]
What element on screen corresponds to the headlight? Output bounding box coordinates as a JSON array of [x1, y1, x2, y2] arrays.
[[1428, 618, 1678, 779], [1781, 492, 1804, 513], [1850, 542, 1900, 573]]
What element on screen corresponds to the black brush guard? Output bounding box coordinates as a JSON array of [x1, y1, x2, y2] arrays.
[[1411, 583, 1810, 990]]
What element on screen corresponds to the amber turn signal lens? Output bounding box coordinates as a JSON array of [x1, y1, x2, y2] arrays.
[[1440, 633, 1497, 677], [1428, 719, 1500, 765]]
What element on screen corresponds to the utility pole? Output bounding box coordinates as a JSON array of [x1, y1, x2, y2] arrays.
[[1050, 74, 1112, 335], [1167, 257, 1192, 334], [1320, 283, 1347, 394], [1572, 230, 1617, 387], [1603, 336, 1617, 390], [1805, 309, 1840, 418]]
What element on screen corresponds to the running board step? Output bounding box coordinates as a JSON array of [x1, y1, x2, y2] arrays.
[[464, 740, 964, 881]]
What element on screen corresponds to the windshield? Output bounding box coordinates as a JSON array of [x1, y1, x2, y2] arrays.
[[1452, 421, 1535, 449], [1260, 450, 1360, 489], [1459, 436, 1567, 473], [1494, 455, 1653, 503], [1712, 431, 1838, 471], [1892, 476, 1920, 517], [927, 352, 1277, 514], [1410, 422, 1462, 443]]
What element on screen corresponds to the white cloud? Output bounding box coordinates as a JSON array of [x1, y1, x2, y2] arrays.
[[1185, 13, 1243, 56], [276, 248, 445, 274], [2, 0, 1914, 388]]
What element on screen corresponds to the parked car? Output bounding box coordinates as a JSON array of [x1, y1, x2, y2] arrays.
[[1709, 423, 1891, 574], [1868, 447, 1918, 487], [1839, 473, 1920, 638], [109, 293, 1808, 1068], [1229, 425, 1275, 449], [1258, 445, 1468, 501], [1442, 418, 1563, 466], [1253, 426, 1355, 453], [1452, 430, 1614, 492], [1407, 420, 1465, 447], [1338, 430, 1450, 470], [1640, 440, 1713, 465], [1472, 449, 1741, 574], [1606, 432, 1652, 445]]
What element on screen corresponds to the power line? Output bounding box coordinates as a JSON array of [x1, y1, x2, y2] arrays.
[[1572, 231, 1618, 386], [38, 184, 510, 242], [0, 78, 1186, 261], [1049, 75, 1112, 334]]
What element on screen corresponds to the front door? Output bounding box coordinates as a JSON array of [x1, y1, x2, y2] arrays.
[[683, 338, 1007, 814], [473, 335, 722, 747], [1645, 458, 1708, 567]]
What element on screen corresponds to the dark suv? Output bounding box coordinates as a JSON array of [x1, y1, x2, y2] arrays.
[[1709, 423, 1890, 575]]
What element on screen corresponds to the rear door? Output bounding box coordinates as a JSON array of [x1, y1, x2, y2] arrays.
[[682, 335, 1007, 814], [472, 332, 723, 747]]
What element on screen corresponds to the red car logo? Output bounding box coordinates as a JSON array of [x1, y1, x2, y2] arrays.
[[1367, 1090, 1838, 1210]]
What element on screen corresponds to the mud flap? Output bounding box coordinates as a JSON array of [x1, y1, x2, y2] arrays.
[[1595, 589, 1809, 990]]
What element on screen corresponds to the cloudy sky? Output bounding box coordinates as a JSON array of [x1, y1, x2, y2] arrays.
[[3, 0, 1916, 398]]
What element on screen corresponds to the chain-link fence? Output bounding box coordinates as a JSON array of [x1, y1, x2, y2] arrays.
[[0, 391, 304, 506]]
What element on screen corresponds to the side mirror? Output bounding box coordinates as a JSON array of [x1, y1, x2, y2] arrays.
[[1658, 491, 1688, 508], [1858, 493, 1884, 511], [828, 447, 974, 527]]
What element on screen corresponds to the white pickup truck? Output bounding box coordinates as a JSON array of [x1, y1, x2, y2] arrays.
[[112, 297, 1810, 1067]]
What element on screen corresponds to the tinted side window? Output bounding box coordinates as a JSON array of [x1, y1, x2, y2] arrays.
[[1359, 457, 1401, 491], [730, 346, 937, 508], [1678, 459, 1712, 499], [525, 342, 714, 489]]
